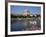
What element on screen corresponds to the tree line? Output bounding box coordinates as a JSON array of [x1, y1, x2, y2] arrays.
[[11, 14, 40, 18]]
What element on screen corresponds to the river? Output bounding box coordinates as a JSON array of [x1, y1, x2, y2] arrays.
[[11, 18, 41, 31]]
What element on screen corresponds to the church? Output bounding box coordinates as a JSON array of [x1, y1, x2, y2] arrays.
[[22, 9, 33, 16]]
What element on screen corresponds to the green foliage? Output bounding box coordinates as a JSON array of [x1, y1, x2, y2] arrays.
[[11, 14, 40, 18]]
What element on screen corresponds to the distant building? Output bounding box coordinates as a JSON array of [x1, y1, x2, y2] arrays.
[[23, 9, 33, 16]]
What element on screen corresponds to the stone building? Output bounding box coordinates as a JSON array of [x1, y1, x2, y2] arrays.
[[23, 9, 30, 16], [23, 9, 33, 16]]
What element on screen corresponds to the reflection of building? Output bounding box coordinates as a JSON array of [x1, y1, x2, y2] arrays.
[[23, 9, 33, 16]]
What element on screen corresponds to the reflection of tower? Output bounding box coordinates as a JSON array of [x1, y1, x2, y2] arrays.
[[23, 9, 30, 16]]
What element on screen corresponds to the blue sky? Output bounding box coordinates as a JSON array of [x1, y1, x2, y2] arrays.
[[11, 5, 41, 14]]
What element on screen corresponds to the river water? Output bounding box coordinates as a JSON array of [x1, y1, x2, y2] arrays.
[[11, 18, 41, 31]]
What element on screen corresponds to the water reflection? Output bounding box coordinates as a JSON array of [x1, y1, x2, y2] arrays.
[[11, 17, 41, 31]]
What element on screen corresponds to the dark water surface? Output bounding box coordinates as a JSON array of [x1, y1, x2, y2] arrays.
[[11, 18, 41, 31]]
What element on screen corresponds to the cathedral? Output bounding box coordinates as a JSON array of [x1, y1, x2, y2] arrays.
[[22, 9, 33, 16]]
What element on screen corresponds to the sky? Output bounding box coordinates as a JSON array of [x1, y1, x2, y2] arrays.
[[11, 5, 41, 14]]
